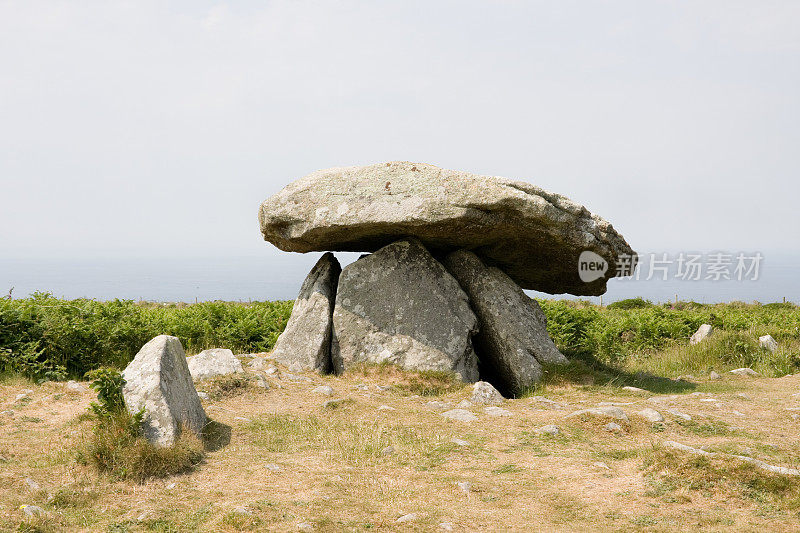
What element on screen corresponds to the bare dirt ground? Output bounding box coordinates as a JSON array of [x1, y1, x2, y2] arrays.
[[1, 362, 799, 532]]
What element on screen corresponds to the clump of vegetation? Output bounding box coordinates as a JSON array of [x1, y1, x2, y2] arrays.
[[81, 368, 204, 482], [641, 447, 800, 512], [0, 293, 292, 378], [202, 374, 254, 399]]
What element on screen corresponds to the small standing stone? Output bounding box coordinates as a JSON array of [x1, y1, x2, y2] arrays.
[[690, 324, 713, 345], [759, 335, 778, 353], [470, 381, 505, 405]]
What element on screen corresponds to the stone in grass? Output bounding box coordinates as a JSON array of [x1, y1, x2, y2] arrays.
[[441, 409, 478, 422], [396, 513, 418, 523], [637, 408, 664, 423], [426, 400, 452, 410], [709, 371, 722, 380], [65, 380, 86, 392], [484, 406, 513, 417], [457, 481, 472, 493], [451, 438, 470, 446], [24, 478, 41, 492], [690, 324, 713, 345], [566, 406, 628, 421], [122, 335, 207, 447], [297, 523, 314, 531], [730, 368, 759, 377], [535, 424, 560, 436], [622, 386, 647, 394], [20, 505, 44, 517], [666, 408, 692, 421], [528, 396, 567, 410], [759, 335, 778, 353], [440, 523, 454, 532], [470, 381, 505, 405], [311, 385, 334, 396], [603, 422, 623, 433], [381, 445, 395, 456], [187, 348, 244, 381]]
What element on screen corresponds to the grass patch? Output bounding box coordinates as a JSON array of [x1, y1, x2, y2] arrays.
[[641, 447, 800, 512], [81, 410, 204, 482], [246, 414, 455, 468], [202, 374, 254, 400], [349, 363, 466, 397]]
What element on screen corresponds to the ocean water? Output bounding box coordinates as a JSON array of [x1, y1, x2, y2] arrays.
[[1, 251, 797, 304]]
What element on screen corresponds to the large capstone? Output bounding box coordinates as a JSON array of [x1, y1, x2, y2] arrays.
[[272, 252, 341, 372], [443, 250, 568, 394], [331, 239, 479, 381], [259, 161, 636, 296], [122, 335, 207, 447]]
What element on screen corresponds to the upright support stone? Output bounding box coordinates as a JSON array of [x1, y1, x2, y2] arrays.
[[443, 249, 567, 394], [122, 335, 207, 447], [331, 239, 479, 381], [272, 252, 341, 372]]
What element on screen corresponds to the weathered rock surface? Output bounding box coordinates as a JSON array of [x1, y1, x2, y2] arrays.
[[470, 381, 505, 405], [331, 239, 479, 381], [187, 348, 244, 380], [259, 161, 636, 296], [272, 253, 341, 372], [759, 335, 778, 353], [122, 335, 207, 447], [730, 368, 759, 377], [443, 250, 567, 393], [690, 324, 713, 345]]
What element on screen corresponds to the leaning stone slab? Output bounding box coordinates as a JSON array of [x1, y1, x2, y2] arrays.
[[690, 324, 713, 345], [331, 239, 479, 381], [272, 252, 341, 372], [187, 348, 244, 380], [122, 335, 207, 447], [443, 250, 567, 393], [259, 161, 636, 296]]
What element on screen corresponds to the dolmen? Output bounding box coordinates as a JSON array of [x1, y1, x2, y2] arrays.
[[261, 161, 636, 395]]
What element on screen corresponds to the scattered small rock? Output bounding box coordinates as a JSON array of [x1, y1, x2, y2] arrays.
[[355, 383, 369, 391], [14, 394, 29, 402], [456, 399, 473, 408], [736, 393, 752, 400], [426, 400, 452, 410], [528, 396, 567, 410], [396, 513, 418, 523], [593, 461, 610, 470], [378, 405, 395, 411], [690, 324, 713, 345], [470, 381, 505, 405], [65, 380, 86, 392], [165, 482, 176, 490], [603, 422, 623, 433], [709, 371, 722, 380], [484, 406, 513, 417], [440, 523, 454, 531], [457, 481, 472, 493], [375, 385, 391, 391], [567, 406, 628, 421], [381, 446, 395, 456], [622, 386, 647, 394], [730, 368, 759, 377], [233, 506, 251, 516], [24, 478, 40, 492], [666, 408, 691, 421], [265, 366, 279, 376], [297, 523, 314, 531], [759, 335, 778, 353], [312, 385, 334, 396], [20, 505, 44, 517], [441, 409, 478, 422], [451, 438, 470, 446], [535, 424, 560, 436], [637, 408, 664, 423], [264, 463, 281, 472]]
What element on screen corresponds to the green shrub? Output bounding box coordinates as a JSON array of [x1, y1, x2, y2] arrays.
[[607, 297, 653, 310]]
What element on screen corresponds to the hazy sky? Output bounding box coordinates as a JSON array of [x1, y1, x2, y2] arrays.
[[2, 1, 799, 266]]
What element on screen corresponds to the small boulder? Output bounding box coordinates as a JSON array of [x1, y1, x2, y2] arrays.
[[470, 381, 505, 405], [65, 380, 86, 392], [535, 424, 560, 435], [690, 324, 713, 345], [637, 408, 664, 423], [272, 253, 341, 372], [666, 408, 692, 421], [187, 348, 244, 381], [311, 385, 334, 396], [484, 406, 513, 417], [567, 406, 628, 421], [603, 422, 623, 432], [441, 409, 478, 422], [730, 368, 759, 377], [709, 371, 722, 380], [759, 335, 778, 353], [122, 335, 207, 447]]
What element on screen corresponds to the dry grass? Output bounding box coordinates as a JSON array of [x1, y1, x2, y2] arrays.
[[1, 364, 799, 531]]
